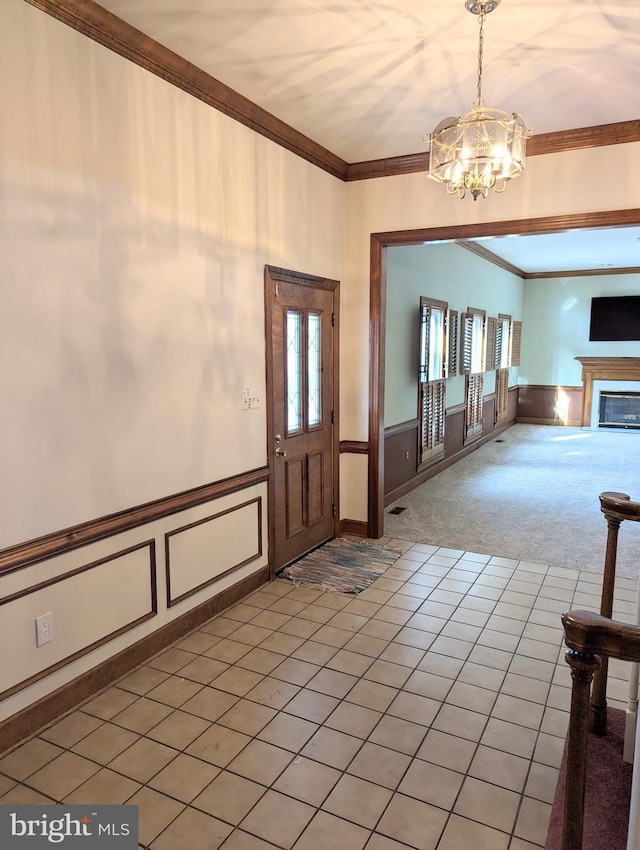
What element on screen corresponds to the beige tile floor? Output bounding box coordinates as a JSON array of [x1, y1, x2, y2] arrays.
[[1, 540, 636, 849]]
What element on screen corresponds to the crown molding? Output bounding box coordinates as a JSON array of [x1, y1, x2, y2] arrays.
[[527, 120, 640, 156], [524, 266, 640, 280], [346, 120, 640, 181], [456, 241, 525, 278], [22, 1, 640, 185], [346, 152, 430, 182], [457, 240, 640, 280]]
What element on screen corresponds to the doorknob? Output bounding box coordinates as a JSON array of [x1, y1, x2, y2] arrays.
[[275, 446, 288, 457]]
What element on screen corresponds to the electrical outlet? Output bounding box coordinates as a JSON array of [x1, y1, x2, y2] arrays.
[[35, 612, 53, 647]]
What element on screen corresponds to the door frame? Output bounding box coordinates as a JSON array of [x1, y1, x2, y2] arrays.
[[264, 265, 341, 578], [368, 208, 640, 538]]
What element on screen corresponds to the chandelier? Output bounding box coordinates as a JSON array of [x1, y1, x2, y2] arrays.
[[428, 0, 530, 201]]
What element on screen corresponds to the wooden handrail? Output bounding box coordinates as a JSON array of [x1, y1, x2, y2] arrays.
[[560, 610, 640, 850], [600, 492, 640, 523], [563, 610, 640, 663]]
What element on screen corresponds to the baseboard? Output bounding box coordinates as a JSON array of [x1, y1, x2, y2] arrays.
[[516, 417, 582, 427], [0, 565, 270, 755], [339, 519, 368, 537]]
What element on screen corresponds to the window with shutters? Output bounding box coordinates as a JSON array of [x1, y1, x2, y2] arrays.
[[418, 297, 450, 467], [460, 307, 486, 444]]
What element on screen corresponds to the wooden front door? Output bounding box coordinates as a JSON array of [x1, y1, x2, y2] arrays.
[[265, 266, 339, 574]]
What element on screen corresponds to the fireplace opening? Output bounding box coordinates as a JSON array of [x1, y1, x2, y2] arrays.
[[599, 391, 640, 430]]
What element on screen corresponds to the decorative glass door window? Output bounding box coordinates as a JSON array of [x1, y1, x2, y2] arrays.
[[286, 309, 323, 435], [286, 310, 303, 434], [307, 312, 322, 428]]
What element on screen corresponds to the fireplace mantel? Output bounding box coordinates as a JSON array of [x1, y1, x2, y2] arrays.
[[575, 357, 640, 426]]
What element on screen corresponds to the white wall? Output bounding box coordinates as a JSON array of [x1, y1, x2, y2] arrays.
[[0, 0, 345, 721], [385, 243, 524, 426], [342, 144, 640, 521], [0, 0, 345, 549], [520, 273, 640, 386]]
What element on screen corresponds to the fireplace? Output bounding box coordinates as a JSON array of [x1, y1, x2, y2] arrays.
[[599, 391, 640, 430], [575, 357, 640, 427]]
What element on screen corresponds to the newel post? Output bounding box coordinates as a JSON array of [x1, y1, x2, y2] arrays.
[[591, 491, 630, 736], [561, 647, 600, 850]]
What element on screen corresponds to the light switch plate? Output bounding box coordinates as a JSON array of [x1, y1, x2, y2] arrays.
[[242, 388, 261, 410]]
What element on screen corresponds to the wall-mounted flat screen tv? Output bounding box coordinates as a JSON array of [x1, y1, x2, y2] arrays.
[[589, 295, 640, 341]]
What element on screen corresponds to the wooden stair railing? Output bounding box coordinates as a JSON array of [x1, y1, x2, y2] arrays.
[[591, 492, 640, 736], [561, 610, 640, 850]]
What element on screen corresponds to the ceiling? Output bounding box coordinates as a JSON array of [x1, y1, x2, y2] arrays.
[[84, 0, 640, 273], [95, 0, 640, 163], [463, 226, 640, 276]]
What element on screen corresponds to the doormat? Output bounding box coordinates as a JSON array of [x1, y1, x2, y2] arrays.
[[282, 538, 399, 594]]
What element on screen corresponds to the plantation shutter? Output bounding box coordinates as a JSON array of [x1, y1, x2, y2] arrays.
[[495, 319, 504, 367], [420, 382, 430, 458], [447, 309, 458, 377], [465, 373, 484, 442], [485, 316, 497, 372], [433, 381, 445, 455], [460, 312, 473, 375], [511, 321, 522, 367], [420, 380, 445, 465], [495, 368, 509, 423]]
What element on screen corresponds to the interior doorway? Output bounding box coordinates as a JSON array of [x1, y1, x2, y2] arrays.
[[368, 209, 640, 538]]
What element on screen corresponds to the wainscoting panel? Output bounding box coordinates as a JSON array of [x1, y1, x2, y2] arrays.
[[0, 477, 269, 739], [0, 541, 156, 700], [166, 498, 262, 607], [517, 385, 583, 426], [483, 395, 496, 435], [384, 420, 419, 495], [444, 405, 465, 456]]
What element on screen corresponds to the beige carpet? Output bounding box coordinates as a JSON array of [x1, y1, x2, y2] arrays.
[[385, 424, 640, 577]]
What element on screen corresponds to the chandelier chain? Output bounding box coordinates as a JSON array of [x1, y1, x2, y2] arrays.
[[475, 10, 485, 106]]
